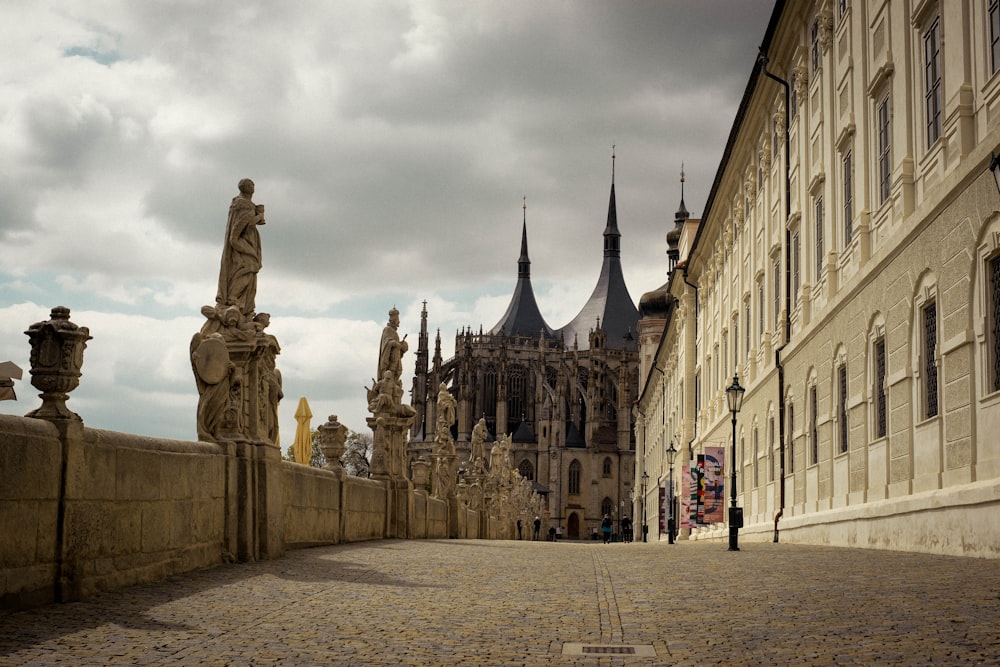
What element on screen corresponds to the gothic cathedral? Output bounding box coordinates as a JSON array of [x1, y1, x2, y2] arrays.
[[408, 167, 641, 539]]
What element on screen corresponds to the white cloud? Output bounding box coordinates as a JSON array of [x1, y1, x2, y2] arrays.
[[0, 1, 775, 442]]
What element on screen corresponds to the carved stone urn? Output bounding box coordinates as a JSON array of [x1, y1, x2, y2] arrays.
[[317, 414, 347, 471], [24, 306, 91, 421]]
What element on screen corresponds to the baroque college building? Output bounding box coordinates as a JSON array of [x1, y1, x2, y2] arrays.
[[409, 172, 641, 539], [636, 0, 1000, 556]]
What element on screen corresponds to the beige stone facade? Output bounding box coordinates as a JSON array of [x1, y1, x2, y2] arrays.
[[634, 0, 1000, 557]]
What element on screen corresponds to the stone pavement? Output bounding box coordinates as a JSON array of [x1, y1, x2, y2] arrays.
[[2, 539, 999, 666]]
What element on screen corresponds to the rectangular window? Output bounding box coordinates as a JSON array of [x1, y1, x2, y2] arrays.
[[838, 365, 848, 453], [874, 338, 887, 439], [792, 231, 801, 303], [810, 385, 818, 464], [790, 71, 798, 120], [924, 302, 939, 418], [787, 405, 795, 473], [843, 150, 853, 245], [811, 20, 821, 73], [734, 317, 739, 368], [758, 283, 765, 338], [753, 429, 759, 487], [745, 301, 751, 356], [878, 94, 891, 204], [695, 373, 701, 417], [773, 117, 780, 156], [815, 196, 824, 281], [773, 258, 781, 328], [924, 18, 942, 147], [722, 332, 728, 380], [991, 0, 1000, 75], [838, 0, 849, 20], [768, 418, 775, 482], [993, 256, 1000, 392]]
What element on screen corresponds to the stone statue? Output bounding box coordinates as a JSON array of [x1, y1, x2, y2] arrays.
[[260, 345, 283, 444], [435, 382, 456, 440], [190, 331, 234, 441], [377, 308, 408, 389], [368, 370, 398, 415], [367, 370, 416, 419], [192, 180, 281, 446], [216, 178, 265, 317], [469, 417, 488, 474]]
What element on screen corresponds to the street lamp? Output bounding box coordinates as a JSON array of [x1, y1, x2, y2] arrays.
[[641, 471, 649, 542], [726, 372, 746, 551], [629, 487, 635, 543], [991, 152, 1000, 196], [666, 440, 678, 544]]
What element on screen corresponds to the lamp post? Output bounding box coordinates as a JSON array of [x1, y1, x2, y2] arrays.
[[991, 152, 1000, 196], [629, 487, 635, 543], [666, 440, 678, 544], [641, 471, 649, 542], [726, 372, 746, 551]]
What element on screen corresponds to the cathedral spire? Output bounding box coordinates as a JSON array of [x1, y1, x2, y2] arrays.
[[518, 197, 530, 279], [675, 163, 689, 222], [489, 198, 555, 339], [604, 149, 621, 258], [559, 154, 638, 351], [667, 165, 687, 273]]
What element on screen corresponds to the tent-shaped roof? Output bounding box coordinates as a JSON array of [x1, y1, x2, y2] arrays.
[[557, 179, 638, 350], [490, 212, 556, 339]]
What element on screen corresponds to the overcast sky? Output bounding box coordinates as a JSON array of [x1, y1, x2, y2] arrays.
[[0, 1, 773, 444]]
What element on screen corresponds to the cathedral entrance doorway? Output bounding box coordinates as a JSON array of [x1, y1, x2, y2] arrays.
[[567, 512, 580, 539]]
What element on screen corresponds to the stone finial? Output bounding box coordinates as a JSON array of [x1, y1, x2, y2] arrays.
[[317, 415, 347, 471], [24, 307, 91, 422]]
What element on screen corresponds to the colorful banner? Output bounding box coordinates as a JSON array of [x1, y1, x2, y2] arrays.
[[703, 446, 725, 524], [688, 460, 700, 526], [680, 465, 690, 529], [658, 486, 666, 533]]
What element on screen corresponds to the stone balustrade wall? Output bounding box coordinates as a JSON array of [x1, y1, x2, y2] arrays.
[[0, 414, 465, 611]]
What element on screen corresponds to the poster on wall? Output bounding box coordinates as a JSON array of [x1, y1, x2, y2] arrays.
[[688, 460, 699, 527], [703, 446, 725, 524], [680, 464, 690, 529], [658, 486, 666, 533]]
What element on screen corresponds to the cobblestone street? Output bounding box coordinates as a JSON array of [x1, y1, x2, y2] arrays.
[[2, 539, 998, 666]]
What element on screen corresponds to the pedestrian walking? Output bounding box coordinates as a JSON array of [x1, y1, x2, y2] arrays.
[[533, 516, 541, 540], [516, 518, 522, 540], [601, 514, 613, 544], [621, 515, 632, 543]]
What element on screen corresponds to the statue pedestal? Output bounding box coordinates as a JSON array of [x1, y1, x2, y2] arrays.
[[368, 413, 415, 538]]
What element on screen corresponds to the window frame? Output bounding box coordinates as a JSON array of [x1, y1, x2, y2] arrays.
[[923, 301, 939, 419], [838, 364, 849, 454], [810, 384, 819, 465], [877, 93, 892, 205], [843, 149, 853, 246], [991, 0, 1000, 75], [873, 337, 887, 440], [792, 230, 801, 304], [923, 16, 942, 148], [815, 195, 825, 281], [568, 459, 582, 495]]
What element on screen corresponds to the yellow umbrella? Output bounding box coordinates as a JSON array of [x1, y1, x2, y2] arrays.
[[293, 396, 313, 465]]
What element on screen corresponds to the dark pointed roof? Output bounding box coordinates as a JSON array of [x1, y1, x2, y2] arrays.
[[511, 418, 535, 443], [557, 174, 639, 350], [490, 204, 556, 339]]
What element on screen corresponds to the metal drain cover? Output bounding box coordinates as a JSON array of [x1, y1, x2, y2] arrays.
[[562, 643, 656, 657]]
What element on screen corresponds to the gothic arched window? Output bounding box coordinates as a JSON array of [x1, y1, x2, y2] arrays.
[[568, 459, 582, 495]]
